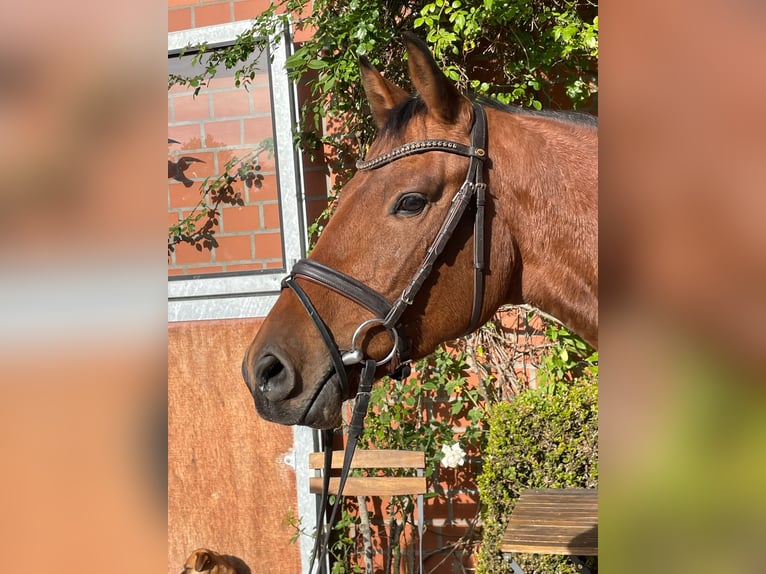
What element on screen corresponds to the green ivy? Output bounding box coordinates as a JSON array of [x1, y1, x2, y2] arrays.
[[362, 345, 488, 472], [168, 0, 597, 204]]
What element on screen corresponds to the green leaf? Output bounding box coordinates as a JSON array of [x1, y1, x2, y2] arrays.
[[306, 59, 329, 70]]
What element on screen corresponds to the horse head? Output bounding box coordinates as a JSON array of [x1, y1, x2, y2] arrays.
[[242, 34, 598, 428]]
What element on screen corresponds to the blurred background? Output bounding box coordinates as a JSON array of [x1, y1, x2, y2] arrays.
[[0, 0, 764, 572], [600, 1, 766, 571], [0, 1, 167, 572]]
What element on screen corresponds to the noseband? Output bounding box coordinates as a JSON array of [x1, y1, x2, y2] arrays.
[[281, 101, 488, 573]]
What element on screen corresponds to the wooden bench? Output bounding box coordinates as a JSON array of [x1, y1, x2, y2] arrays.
[[501, 488, 598, 574]]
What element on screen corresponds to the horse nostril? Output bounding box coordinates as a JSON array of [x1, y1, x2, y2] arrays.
[[261, 356, 283, 385], [253, 353, 294, 401]]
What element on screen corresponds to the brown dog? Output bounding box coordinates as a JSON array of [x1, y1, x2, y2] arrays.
[[181, 548, 237, 574]]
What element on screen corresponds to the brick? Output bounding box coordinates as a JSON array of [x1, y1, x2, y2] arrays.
[[172, 94, 211, 122], [234, 0, 273, 21], [174, 241, 214, 265], [425, 497, 451, 521], [194, 2, 232, 26], [423, 553, 456, 574], [168, 182, 202, 210], [302, 169, 330, 199], [226, 263, 263, 273], [244, 116, 274, 146], [204, 119, 242, 147], [293, 20, 316, 43], [255, 147, 276, 172], [169, 150, 216, 183], [168, 8, 192, 31], [246, 174, 278, 202], [168, 82, 193, 97], [168, 0, 197, 7], [221, 205, 261, 232], [168, 123, 203, 148], [212, 89, 251, 118], [217, 145, 247, 163], [264, 260, 284, 270], [434, 523, 473, 542], [254, 232, 283, 260], [421, 529, 443, 552], [167, 268, 184, 276], [184, 265, 225, 276], [214, 234, 252, 262], [451, 499, 480, 520], [261, 202, 281, 230], [249, 85, 273, 115]]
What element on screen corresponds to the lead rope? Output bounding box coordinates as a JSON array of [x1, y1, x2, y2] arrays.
[[309, 359, 376, 574]]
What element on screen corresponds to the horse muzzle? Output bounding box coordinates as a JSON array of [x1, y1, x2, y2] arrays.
[[242, 351, 343, 429]]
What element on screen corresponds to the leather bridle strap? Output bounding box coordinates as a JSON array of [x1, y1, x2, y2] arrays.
[[286, 259, 410, 378], [291, 259, 394, 319], [282, 275, 351, 409], [309, 359, 376, 574], [359, 102, 489, 335], [355, 138, 485, 170]]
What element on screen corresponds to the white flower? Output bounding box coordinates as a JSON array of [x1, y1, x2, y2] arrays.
[[440, 442, 466, 468]]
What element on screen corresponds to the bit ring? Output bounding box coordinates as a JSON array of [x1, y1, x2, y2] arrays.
[[347, 318, 399, 367]]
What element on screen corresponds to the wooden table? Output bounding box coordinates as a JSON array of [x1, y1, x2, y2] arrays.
[[501, 489, 598, 574]]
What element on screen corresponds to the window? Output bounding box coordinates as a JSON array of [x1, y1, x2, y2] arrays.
[[167, 23, 306, 321]]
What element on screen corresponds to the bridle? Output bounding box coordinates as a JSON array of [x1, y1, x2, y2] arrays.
[[283, 101, 488, 403], [281, 101, 489, 573]]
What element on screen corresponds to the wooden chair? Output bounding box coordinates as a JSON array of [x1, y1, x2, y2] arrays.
[[500, 488, 598, 574], [309, 449, 427, 573]]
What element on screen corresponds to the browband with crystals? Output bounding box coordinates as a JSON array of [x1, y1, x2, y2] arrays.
[[356, 138, 486, 171]]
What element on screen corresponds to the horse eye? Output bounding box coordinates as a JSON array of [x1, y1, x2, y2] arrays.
[[394, 194, 428, 216]]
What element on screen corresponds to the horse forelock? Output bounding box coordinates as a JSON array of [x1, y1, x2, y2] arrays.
[[380, 97, 427, 138]]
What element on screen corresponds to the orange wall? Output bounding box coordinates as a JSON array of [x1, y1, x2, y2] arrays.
[[168, 318, 301, 574]]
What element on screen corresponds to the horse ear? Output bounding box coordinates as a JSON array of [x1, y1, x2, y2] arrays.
[[360, 56, 409, 129], [403, 33, 469, 124]]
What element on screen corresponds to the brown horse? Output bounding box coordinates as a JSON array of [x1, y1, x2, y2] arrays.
[[242, 35, 597, 429]]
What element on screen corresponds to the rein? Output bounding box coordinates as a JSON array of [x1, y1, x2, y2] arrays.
[[281, 101, 489, 573]]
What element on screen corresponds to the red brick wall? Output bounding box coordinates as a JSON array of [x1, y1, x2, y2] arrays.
[[168, 52, 281, 276], [169, 0, 272, 32], [168, 1, 326, 277]]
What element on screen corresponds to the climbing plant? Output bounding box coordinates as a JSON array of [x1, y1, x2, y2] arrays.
[[169, 0, 598, 247]]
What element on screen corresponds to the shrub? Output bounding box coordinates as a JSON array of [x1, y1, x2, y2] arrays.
[[476, 375, 598, 574]]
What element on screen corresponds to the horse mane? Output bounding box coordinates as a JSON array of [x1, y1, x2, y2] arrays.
[[474, 95, 598, 129], [379, 94, 597, 138]]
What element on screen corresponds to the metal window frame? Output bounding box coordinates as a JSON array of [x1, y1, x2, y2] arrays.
[[167, 21, 307, 322]]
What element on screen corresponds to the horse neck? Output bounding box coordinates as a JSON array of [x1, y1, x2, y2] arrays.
[[488, 110, 599, 347]]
